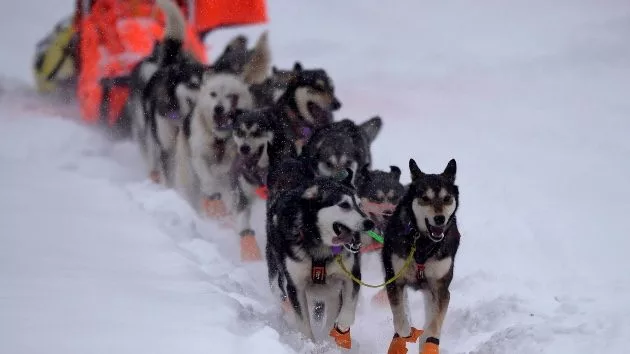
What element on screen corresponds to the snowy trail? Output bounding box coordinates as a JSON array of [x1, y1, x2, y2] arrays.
[[2, 0, 630, 353]]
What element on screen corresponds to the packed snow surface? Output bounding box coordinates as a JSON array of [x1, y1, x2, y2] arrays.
[[1, 0, 629, 353]]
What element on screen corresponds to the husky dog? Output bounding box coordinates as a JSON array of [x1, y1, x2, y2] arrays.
[[273, 62, 342, 152], [357, 165, 405, 249], [381, 159, 461, 354], [300, 116, 383, 187], [265, 171, 375, 348], [139, 0, 205, 185], [176, 31, 271, 217], [228, 108, 284, 261], [127, 27, 242, 166]]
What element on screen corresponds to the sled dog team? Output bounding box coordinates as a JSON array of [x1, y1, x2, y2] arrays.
[[126, 0, 463, 353]]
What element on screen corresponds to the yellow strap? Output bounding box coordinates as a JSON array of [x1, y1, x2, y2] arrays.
[[335, 245, 416, 288]]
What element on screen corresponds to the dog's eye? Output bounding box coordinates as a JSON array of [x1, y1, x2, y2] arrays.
[[344, 161, 353, 168], [443, 196, 453, 204], [251, 130, 263, 138], [325, 161, 335, 169], [235, 130, 245, 138], [210, 91, 217, 98], [421, 196, 431, 203], [339, 201, 351, 210]]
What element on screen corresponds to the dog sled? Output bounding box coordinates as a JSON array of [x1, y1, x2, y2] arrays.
[[32, 0, 267, 133]]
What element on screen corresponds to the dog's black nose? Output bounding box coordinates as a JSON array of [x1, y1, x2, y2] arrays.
[[239, 145, 251, 155], [362, 219, 375, 231], [433, 215, 446, 226], [214, 105, 225, 115], [331, 97, 342, 110]]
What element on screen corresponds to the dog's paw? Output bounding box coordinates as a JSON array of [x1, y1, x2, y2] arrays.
[[329, 326, 352, 350], [149, 170, 161, 184], [420, 338, 439, 354], [386, 328, 423, 354], [240, 230, 262, 262], [200, 197, 229, 219]]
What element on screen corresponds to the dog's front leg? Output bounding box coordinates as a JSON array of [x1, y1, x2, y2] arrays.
[[419, 282, 450, 353], [146, 135, 164, 184], [335, 257, 360, 332], [191, 153, 228, 218], [234, 190, 262, 261], [330, 266, 360, 350], [387, 282, 412, 337], [287, 282, 315, 341]]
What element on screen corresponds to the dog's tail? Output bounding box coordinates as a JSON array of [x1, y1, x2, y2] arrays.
[[156, 0, 187, 66], [242, 31, 271, 85]]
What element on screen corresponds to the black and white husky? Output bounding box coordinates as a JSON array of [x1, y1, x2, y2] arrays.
[[265, 171, 375, 348], [227, 108, 284, 261], [138, 0, 205, 186], [381, 159, 461, 354]]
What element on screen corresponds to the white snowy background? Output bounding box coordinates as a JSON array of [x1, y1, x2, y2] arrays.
[[1, 0, 629, 353]]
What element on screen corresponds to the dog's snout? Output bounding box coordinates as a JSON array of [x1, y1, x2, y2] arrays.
[[433, 215, 446, 226], [331, 97, 342, 110], [214, 105, 225, 116], [362, 219, 375, 231], [239, 145, 251, 155]]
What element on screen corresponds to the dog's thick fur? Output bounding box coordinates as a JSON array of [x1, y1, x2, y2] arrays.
[[172, 31, 271, 209], [272, 62, 342, 153], [357, 164, 405, 246], [300, 116, 383, 187], [381, 158, 461, 349], [228, 108, 285, 237], [265, 171, 374, 340]]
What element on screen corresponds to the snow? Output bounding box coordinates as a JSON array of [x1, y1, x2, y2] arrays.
[[1, 0, 630, 353]]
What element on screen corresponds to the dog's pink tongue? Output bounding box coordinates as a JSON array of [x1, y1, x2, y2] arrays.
[[332, 230, 353, 245], [430, 226, 444, 237]]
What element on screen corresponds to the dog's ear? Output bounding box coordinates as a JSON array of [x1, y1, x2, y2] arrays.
[[409, 158, 424, 181], [390, 165, 402, 181], [241, 30, 270, 85], [442, 159, 457, 183], [360, 116, 382, 145], [360, 163, 371, 181], [302, 185, 319, 200], [293, 61, 303, 72]]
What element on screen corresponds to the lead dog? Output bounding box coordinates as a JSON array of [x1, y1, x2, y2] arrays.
[[381, 159, 461, 354], [265, 170, 374, 349]]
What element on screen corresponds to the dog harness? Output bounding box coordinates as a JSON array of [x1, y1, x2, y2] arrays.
[[404, 217, 459, 282]]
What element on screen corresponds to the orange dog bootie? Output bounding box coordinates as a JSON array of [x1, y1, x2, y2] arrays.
[[201, 196, 229, 219], [329, 326, 352, 349], [240, 229, 262, 262], [387, 327, 423, 354], [421, 338, 440, 354], [149, 170, 161, 184]]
